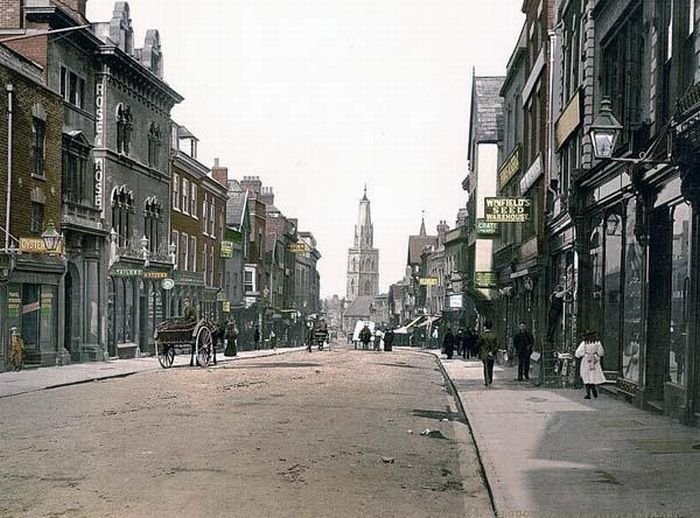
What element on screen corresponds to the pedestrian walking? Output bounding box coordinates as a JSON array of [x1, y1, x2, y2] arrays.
[[443, 327, 456, 359], [383, 328, 394, 352], [478, 321, 499, 386], [254, 325, 261, 350], [359, 324, 372, 350], [513, 322, 535, 381], [575, 330, 607, 399], [224, 319, 239, 356], [463, 327, 477, 359], [455, 328, 464, 356]]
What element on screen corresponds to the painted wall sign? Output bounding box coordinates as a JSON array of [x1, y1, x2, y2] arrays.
[[555, 90, 581, 149], [418, 277, 439, 286], [111, 268, 143, 278], [474, 271, 498, 288], [476, 219, 500, 236], [484, 197, 532, 223], [448, 294, 463, 309], [498, 146, 521, 189], [19, 238, 63, 255], [144, 271, 168, 280], [288, 243, 309, 253], [220, 241, 234, 258], [519, 155, 543, 195], [94, 81, 105, 147]]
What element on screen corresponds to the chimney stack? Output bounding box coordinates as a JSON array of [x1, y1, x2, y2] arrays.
[[259, 186, 274, 206], [211, 158, 228, 187], [240, 176, 262, 197], [437, 220, 449, 247]]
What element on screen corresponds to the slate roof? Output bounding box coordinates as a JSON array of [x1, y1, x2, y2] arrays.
[[473, 76, 505, 143], [343, 295, 374, 318], [407, 235, 437, 266], [226, 190, 247, 227]]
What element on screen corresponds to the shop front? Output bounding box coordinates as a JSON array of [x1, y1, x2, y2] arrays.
[[1, 252, 67, 368]]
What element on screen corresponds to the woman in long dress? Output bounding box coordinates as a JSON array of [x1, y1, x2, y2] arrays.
[[575, 331, 607, 399]]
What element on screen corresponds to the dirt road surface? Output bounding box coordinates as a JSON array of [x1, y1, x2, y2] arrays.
[[0, 345, 492, 517]]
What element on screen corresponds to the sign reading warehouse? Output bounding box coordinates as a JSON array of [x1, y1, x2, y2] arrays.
[[483, 197, 531, 223]]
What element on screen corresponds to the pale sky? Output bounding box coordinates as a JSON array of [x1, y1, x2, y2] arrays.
[[87, 0, 525, 298]]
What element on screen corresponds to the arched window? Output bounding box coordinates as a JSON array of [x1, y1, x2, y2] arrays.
[[363, 279, 372, 296], [350, 279, 355, 296], [116, 104, 133, 155], [144, 196, 162, 253], [147, 122, 161, 167], [112, 186, 134, 248]]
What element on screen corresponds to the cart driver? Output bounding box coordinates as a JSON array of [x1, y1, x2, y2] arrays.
[[184, 298, 197, 321]]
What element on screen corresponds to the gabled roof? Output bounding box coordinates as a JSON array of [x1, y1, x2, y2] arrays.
[[472, 76, 505, 143], [343, 295, 374, 318], [407, 235, 437, 266], [226, 190, 248, 228]]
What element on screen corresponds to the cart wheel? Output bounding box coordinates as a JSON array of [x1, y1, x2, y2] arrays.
[[158, 344, 175, 368], [195, 327, 212, 367]]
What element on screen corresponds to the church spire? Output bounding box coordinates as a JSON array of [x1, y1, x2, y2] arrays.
[[354, 186, 373, 248], [419, 210, 426, 237]]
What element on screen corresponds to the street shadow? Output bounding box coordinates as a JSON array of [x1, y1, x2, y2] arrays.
[[412, 408, 466, 424], [224, 362, 321, 369]]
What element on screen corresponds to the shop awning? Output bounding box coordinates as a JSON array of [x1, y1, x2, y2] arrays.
[[417, 315, 441, 328]]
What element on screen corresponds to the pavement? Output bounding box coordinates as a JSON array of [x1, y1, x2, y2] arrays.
[[431, 351, 700, 518], [0, 346, 306, 398], [3, 345, 699, 517]]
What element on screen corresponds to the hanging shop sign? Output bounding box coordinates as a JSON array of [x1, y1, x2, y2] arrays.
[[498, 146, 521, 189], [222, 301, 231, 313], [111, 268, 143, 278], [144, 271, 168, 280], [474, 271, 498, 289], [555, 90, 581, 149], [476, 219, 500, 236], [220, 241, 234, 259], [161, 278, 175, 290], [19, 238, 63, 255], [519, 155, 543, 195], [418, 277, 439, 286], [288, 243, 309, 253], [484, 197, 532, 223]]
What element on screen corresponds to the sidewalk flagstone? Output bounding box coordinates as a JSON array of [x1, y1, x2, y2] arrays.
[[432, 351, 700, 518]]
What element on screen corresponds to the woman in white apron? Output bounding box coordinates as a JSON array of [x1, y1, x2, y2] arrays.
[[575, 330, 607, 399]]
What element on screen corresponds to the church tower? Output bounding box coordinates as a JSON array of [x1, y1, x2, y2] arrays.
[[346, 186, 379, 301]]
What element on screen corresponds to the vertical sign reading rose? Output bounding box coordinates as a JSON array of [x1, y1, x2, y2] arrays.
[[94, 78, 106, 218]]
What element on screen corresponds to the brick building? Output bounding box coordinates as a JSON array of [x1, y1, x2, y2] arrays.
[[0, 44, 65, 369], [91, 3, 183, 357]]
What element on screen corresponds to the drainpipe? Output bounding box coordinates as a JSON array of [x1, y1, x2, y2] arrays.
[[5, 84, 13, 254]]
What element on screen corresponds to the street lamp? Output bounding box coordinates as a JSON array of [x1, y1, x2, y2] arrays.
[[41, 222, 62, 253], [589, 97, 672, 165]]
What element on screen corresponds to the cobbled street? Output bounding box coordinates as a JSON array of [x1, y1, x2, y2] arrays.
[[0, 346, 492, 518]]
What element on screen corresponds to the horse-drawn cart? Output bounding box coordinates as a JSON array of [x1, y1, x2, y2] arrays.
[[154, 318, 215, 368]]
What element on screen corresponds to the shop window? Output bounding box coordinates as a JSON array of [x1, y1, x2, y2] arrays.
[[603, 211, 623, 373], [115, 278, 134, 343], [668, 203, 692, 385], [622, 199, 643, 382]]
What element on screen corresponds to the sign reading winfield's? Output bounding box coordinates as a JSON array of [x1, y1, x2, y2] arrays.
[[484, 197, 531, 223]]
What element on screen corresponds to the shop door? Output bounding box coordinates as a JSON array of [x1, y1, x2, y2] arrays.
[[107, 279, 116, 357], [645, 208, 672, 410]]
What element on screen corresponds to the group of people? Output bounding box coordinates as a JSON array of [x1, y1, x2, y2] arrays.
[[441, 320, 607, 398], [357, 324, 395, 352]]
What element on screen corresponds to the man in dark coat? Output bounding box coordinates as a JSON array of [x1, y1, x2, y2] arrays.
[[513, 322, 535, 381], [359, 324, 372, 350], [224, 319, 238, 357], [478, 321, 499, 386], [463, 327, 477, 359], [383, 328, 394, 351], [254, 325, 261, 350], [443, 328, 456, 359], [455, 328, 464, 356]]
